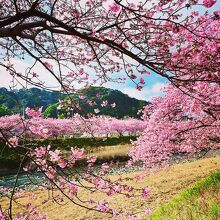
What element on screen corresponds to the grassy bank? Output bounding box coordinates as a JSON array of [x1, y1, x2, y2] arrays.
[[0, 136, 136, 169], [33, 135, 136, 150], [0, 139, 21, 169], [151, 169, 220, 220], [1, 156, 220, 219]]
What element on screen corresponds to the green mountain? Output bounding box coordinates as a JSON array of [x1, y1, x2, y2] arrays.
[[0, 87, 148, 118], [0, 87, 64, 116]]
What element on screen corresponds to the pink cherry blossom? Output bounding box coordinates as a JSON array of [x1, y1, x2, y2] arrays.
[[101, 163, 109, 172], [87, 155, 97, 164], [109, 3, 121, 13], [35, 147, 46, 158], [203, 0, 216, 8], [43, 61, 52, 69], [71, 148, 85, 160], [101, 100, 108, 107], [58, 160, 68, 168], [96, 200, 110, 213], [8, 136, 18, 148], [49, 149, 61, 162], [144, 208, 152, 215], [142, 187, 151, 199], [0, 210, 6, 220], [94, 108, 100, 114], [0, 187, 9, 194], [139, 77, 145, 84], [67, 181, 78, 196], [131, 82, 220, 168], [111, 103, 116, 108], [25, 107, 42, 118], [45, 166, 56, 179], [32, 72, 39, 77]]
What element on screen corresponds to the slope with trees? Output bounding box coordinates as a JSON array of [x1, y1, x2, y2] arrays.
[[0, 87, 64, 115], [0, 86, 148, 118]]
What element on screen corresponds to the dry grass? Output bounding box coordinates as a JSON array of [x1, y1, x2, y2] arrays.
[[151, 169, 220, 220], [61, 144, 132, 161], [1, 156, 220, 220], [87, 144, 132, 159]]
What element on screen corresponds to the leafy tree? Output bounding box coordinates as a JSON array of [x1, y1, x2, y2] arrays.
[[0, 86, 146, 118], [0, 87, 64, 114], [59, 86, 148, 118], [0, 105, 11, 116], [43, 104, 58, 118]]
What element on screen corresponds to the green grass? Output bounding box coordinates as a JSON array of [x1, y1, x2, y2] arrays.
[[151, 169, 220, 220], [32, 135, 136, 150], [0, 140, 22, 169]]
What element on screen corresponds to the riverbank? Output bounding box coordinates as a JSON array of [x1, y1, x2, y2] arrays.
[[0, 136, 136, 174], [1, 155, 220, 219]]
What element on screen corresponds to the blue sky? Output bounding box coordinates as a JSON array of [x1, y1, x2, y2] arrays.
[[0, 57, 167, 101], [104, 72, 167, 101]]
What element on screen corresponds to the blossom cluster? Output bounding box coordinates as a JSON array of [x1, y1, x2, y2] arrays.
[[130, 83, 220, 167], [0, 113, 146, 141]]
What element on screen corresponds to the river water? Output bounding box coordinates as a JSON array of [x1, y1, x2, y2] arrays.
[[1, 149, 219, 190], [0, 172, 45, 189], [0, 164, 144, 190]]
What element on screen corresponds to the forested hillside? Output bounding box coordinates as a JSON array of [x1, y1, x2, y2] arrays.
[[0, 87, 148, 118]]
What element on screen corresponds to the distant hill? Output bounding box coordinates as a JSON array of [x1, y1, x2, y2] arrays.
[[0, 87, 148, 118], [0, 87, 64, 116]]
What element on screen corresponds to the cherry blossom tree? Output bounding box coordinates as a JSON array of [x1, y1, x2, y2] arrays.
[[0, 0, 220, 219], [0, 109, 151, 219], [128, 1, 220, 168], [130, 82, 220, 168], [0, 0, 219, 92], [0, 113, 145, 139]]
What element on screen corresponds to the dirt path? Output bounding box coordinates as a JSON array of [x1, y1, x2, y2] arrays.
[[1, 156, 220, 220]]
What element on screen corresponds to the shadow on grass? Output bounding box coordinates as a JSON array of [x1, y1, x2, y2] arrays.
[[0, 136, 137, 171]]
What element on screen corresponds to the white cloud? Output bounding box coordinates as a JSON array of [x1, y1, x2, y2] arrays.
[[0, 58, 61, 89], [0, 58, 166, 102], [120, 82, 166, 101], [0, 57, 114, 91]]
